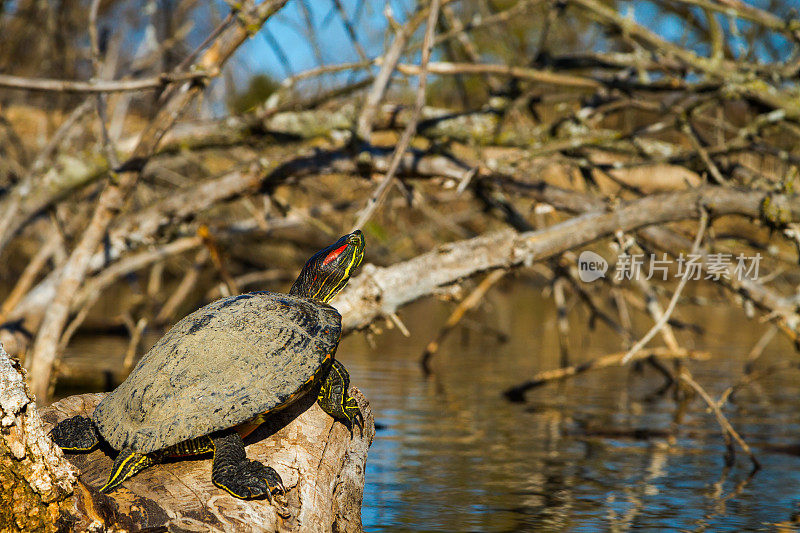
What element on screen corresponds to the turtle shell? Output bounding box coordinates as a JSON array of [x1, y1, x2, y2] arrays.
[[92, 291, 342, 453]]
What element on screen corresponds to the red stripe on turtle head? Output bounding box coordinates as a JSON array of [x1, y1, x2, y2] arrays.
[[322, 244, 348, 266]]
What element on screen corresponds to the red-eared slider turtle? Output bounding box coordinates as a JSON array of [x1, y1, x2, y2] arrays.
[[49, 231, 365, 504]]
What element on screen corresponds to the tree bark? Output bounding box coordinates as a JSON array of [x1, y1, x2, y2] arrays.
[[0, 343, 78, 532]]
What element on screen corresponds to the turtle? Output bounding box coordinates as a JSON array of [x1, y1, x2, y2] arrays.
[[49, 230, 366, 504]]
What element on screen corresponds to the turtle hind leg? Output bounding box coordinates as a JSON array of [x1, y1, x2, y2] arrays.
[[99, 448, 157, 493], [317, 359, 364, 435], [50, 415, 100, 452], [211, 429, 287, 509]]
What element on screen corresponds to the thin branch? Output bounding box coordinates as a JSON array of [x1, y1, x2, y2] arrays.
[[0, 233, 62, 324], [389, 60, 602, 89], [718, 359, 800, 409], [633, 277, 681, 351], [504, 348, 708, 402], [354, 6, 418, 142], [90, 0, 120, 170], [156, 249, 210, 325], [0, 71, 212, 93], [122, 316, 148, 374], [331, 0, 368, 62], [420, 269, 505, 373], [679, 369, 761, 470], [352, 0, 441, 230], [261, 26, 294, 78], [621, 208, 709, 364]]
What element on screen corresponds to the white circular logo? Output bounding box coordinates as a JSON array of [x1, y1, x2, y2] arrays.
[[578, 251, 608, 282]]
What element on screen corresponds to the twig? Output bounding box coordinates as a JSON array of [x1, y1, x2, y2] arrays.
[[72, 236, 203, 313], [634, 276, 681, 352], [420, 269, 506, 374], [0, 99, 94, 255], [260, 26, 294, 78], [718, 360, 800, 408], [122, 316, 148, 374], [297, 0, 327, 70], [156, 249, 210, 325], [90, 0, 120, 170], [563, 271, 635, 341], [691, 467, 756, 533], [503, 348, 708, 402], [204, 269, 292, 300], [352, 0, 441, 230], [147, 262, 165, 301], [388, 60, 602, 89], [681, 119, 725, 185], [743, 325, 778, 374], [387, 312, 411, 337], [0, 232, 62, 324], [174, 12, 236, 72], [440, 4, 502, 92], [0, 71, 212, 93], [621, 208, 709, 364], [354, 5, 419, 142], [679, 369, 761, 470], [330, 0, 368, 62], [27, 99, 95, 177], [668, 0, 800, 42], [553, 276, 571, 366], [198, 225, 239, 296]]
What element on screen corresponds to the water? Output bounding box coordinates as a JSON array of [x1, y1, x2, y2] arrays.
[[62, 283, 800, 531], [336, 284, 800, 531]]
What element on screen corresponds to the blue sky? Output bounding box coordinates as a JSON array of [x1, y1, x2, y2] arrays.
[[218, 0, 794, 103], [234, 0, 408, 81]]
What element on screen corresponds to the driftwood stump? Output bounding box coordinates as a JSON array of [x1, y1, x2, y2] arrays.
[[39, 387, 374, 532]]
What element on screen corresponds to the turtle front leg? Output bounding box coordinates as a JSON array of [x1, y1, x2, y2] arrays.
[[99, 449, 158, 493], [210, 429, 287, 510], [317, 359, 364, 434]]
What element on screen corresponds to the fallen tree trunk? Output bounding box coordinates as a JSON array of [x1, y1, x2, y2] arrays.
[[0, 340, 374, 532], [335, 187, 800, 332]]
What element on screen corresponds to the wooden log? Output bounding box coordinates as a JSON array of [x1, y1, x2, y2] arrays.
[[38, 387, 374, 532]]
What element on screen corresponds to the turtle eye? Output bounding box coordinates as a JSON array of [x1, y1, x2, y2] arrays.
[[322, 244, 348, 266]]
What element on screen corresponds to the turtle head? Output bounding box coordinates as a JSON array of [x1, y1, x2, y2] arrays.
[[290, 230, 365, 303]]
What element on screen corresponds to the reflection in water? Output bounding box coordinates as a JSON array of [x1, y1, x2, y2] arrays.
[[62, 284, 800, 531]]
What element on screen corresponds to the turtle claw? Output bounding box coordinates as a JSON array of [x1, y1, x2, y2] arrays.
[[344, 396, 364, 436], [211, 430, 289, 510], [355, 410, 365, 434], [318, 360, 364, 437], [215, 459, 286, 503]]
